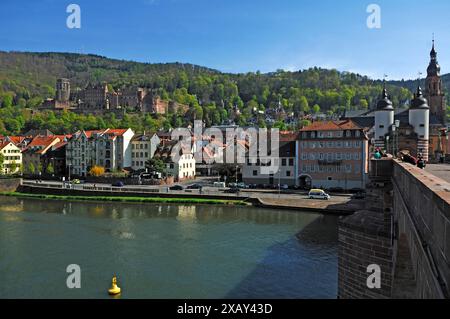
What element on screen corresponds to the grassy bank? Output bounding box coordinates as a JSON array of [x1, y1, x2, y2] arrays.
[[0, 192, 249, 206]]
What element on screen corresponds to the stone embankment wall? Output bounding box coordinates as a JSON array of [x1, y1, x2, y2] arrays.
[[0, 178, 22, 192]]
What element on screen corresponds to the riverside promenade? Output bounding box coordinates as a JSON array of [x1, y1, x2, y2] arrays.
[[10, 180, 364, 215]]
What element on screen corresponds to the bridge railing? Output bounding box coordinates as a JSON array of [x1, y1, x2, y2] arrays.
[[369, 158, 393, 183]]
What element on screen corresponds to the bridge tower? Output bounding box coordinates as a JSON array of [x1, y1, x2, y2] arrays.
[[409, 85, 430, 161], [374, 84, 394, 151]]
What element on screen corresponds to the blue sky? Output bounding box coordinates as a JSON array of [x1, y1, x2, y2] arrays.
[[0, 0, 449, 80]]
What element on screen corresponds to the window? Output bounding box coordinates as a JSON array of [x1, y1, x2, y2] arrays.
[[286, 171, 291, 177], [289, 159, 294, 166], [282, 159, 287, 166], [253, 170, 258, 176]]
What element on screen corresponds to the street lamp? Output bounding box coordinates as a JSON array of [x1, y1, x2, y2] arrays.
[[385, 136, 390, 155]]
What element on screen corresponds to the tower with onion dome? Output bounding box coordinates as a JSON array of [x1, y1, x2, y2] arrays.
[[374, 83, 394, 150]]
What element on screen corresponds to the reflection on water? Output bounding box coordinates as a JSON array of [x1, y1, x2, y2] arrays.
[[0, 196, 338, 299]]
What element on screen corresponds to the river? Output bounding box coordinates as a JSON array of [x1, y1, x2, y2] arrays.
[[0, 196, 338, 299]]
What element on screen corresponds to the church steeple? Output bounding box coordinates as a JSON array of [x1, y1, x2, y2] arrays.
[[424, 36, 446, 125], [427, 37, 441, 77]]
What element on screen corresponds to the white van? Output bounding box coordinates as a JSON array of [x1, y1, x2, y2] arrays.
[[213, 182, 226, 188], [308, 189, 331, 200]]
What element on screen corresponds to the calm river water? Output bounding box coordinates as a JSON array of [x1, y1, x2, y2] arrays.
[[0, 196, 338, 299]]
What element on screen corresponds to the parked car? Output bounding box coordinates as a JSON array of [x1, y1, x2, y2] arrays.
[[112, 181, 125, 187], [213, 182, 226, 188], [352, 192, 366, 200], [224, 187, 240, 194], [169, 185, 184, 191], [187, 184, 202, 190], [71, 179, 81, 184], [280, 184, 289, 190], [349, 188, 365, 194], [308, 189, 331, 200]]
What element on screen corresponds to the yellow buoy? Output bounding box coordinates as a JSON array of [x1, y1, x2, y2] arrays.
[[108, 276, 121, 295]]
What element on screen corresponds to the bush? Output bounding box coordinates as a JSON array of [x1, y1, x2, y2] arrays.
[[89, 165, 105, 177]]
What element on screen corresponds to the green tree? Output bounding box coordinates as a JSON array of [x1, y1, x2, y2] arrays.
[[312, 104, 321, 114], [27, 162, 35, 175], [0, 153, 4, 174], [145, 158, 166, 176], [1, 93, 13, 108], [9, 161, 17, 174], [46, 163, 55, 175]]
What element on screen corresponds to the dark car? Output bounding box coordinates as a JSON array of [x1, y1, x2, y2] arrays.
[[352, 192, 366, 200], [112, 181, 125, 187], [224, 187, 240, 194], [186, 184, 202, 190], [349, 188, 365, 194], [169, 185, 184, 191]]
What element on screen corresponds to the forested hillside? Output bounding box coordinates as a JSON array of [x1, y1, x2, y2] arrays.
[[0, 51, 428, 135]]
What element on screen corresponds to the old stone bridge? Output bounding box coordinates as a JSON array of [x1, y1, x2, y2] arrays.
[[338, 159, 450, 299]]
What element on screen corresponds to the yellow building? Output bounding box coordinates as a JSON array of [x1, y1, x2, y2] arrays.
[[0, 141, 22, 174]]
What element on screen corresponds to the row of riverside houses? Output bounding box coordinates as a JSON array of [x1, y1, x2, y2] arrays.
[[0, 128, 197, 182], [0, 121, 373, 190], [0, 82, 434, 189]]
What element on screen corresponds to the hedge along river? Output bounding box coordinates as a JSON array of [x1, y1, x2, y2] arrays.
[[0, 196, 339, 299]]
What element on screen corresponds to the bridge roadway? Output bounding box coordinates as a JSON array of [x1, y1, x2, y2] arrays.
[[425, 164, 450, 183]]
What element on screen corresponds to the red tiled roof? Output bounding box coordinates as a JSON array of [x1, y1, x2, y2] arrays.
[[84, 130, 107, 138], [24, 136, 60, 154], [0, 141, 12, 151], [300, 120, 362, 132], [7, 136, 26, 145], [105, 128, 128, 136], [52, 141, 68, 150]]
